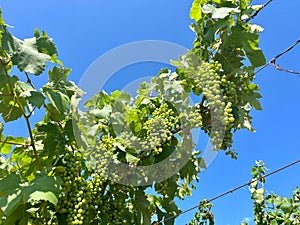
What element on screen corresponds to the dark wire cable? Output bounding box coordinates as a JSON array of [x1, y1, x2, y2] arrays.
[[155, 159, 300, 224]]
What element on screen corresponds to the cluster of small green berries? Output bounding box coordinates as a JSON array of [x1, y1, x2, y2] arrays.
[[140, 103, 177, 155], [224, 102, 234, 125], [89, 137, 117, 179], [221, 80, 239, 105], [193, 61, 225, 149], [185, 106, 202, 128], [56, 154, 94, 225], [154, 180, 170, 196], [96, 183, 131, 225], [220, 101, 235, 150], [55, 152, 132, 224]]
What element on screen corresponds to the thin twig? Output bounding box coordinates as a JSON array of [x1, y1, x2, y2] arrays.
[[0, 140, 31, 147], [245, 0, 273, 22], [0, 93, 13, 97], [25, 72, 36, 89], [27, 106, 36, 118]]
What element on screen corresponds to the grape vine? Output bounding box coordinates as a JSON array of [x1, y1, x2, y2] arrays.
[[0, 0, 288, 224]]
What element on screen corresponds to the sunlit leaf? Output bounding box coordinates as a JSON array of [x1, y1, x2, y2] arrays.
[[11, 37, 50, 75]]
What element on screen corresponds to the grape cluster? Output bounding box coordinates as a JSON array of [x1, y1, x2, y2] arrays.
[[88, 137, 120, 180], [98, 196, 126, 224], [219, 73, 252, 151], [55, 151, 132, 225], [154, 180, 170, 196], [185, 106, 202, 128], [192, 61, 225, 150], [56, 153, 94, 225], [140, 103, 177, 155], [219, 101, 235, 149], [221, 80, 238, 105]]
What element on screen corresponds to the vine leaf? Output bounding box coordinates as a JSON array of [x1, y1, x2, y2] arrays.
[[133, 190, 151, 225], [15, 81, 45, 108], [242, 91, 262, 110], [0, 174, 21, 198], [0, 173, 61, 216], [223, 25, 266, 68], [0, 136, 27, 154], [11, 37, 50, 75], [0, 96, 24, 123], [34, 29, 58, 57], [43, 87, 70, 114], [0, 174, 22, 216], [24, 91, 45, 108], [48, 66, 71, 88], [0, 26, 21, 53], [190, 0, 205, 21], [202, 4, 240, 19], [204, 19, 228, 42]]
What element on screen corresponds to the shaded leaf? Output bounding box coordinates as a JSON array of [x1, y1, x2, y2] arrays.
[[0, 174, 21, 198], [48, 66, 71, 87], [43, 87, 70, 114], [133, 190, 151, 225], [1, 26, 21, 54], [35, 31, 58, 57]]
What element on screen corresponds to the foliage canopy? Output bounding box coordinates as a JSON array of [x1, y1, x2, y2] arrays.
[[0, 1, 298, 224]]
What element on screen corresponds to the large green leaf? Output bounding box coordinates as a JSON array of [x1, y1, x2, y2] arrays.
[[242, 90, 262, 110], [0, 174, 62, 216], [204, 19, 229, 42], [34, 30, 58, 57], [0, 26, 21, 54], [48, 66, 71, 88], [133, 190, 151, 225], [190, 0, 205, 21], [0, 76, 28, 122], [11, 37, 50, 75], [43, 87, 70, 114], [222, 25, 266, 68], [25, 91, 45, 108], [15, 81, 45, 109], [0, 174, 21, 198], [0, 174, 23, 216], [24, 175, 61, 205], [1, 204, 26, 225], [202, 4, 240, 19], [0, 96, 24, 122]]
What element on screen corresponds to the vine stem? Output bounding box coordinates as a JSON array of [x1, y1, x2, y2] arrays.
[[245, 0, 273, 22], [0, 60, 41, 170], [0, 140, 31, 147]]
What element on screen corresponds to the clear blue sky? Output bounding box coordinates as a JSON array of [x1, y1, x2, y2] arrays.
[[1, 0, 300, 224]]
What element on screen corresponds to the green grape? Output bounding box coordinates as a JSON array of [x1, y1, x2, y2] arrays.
[[191, 61, 226, 150]]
